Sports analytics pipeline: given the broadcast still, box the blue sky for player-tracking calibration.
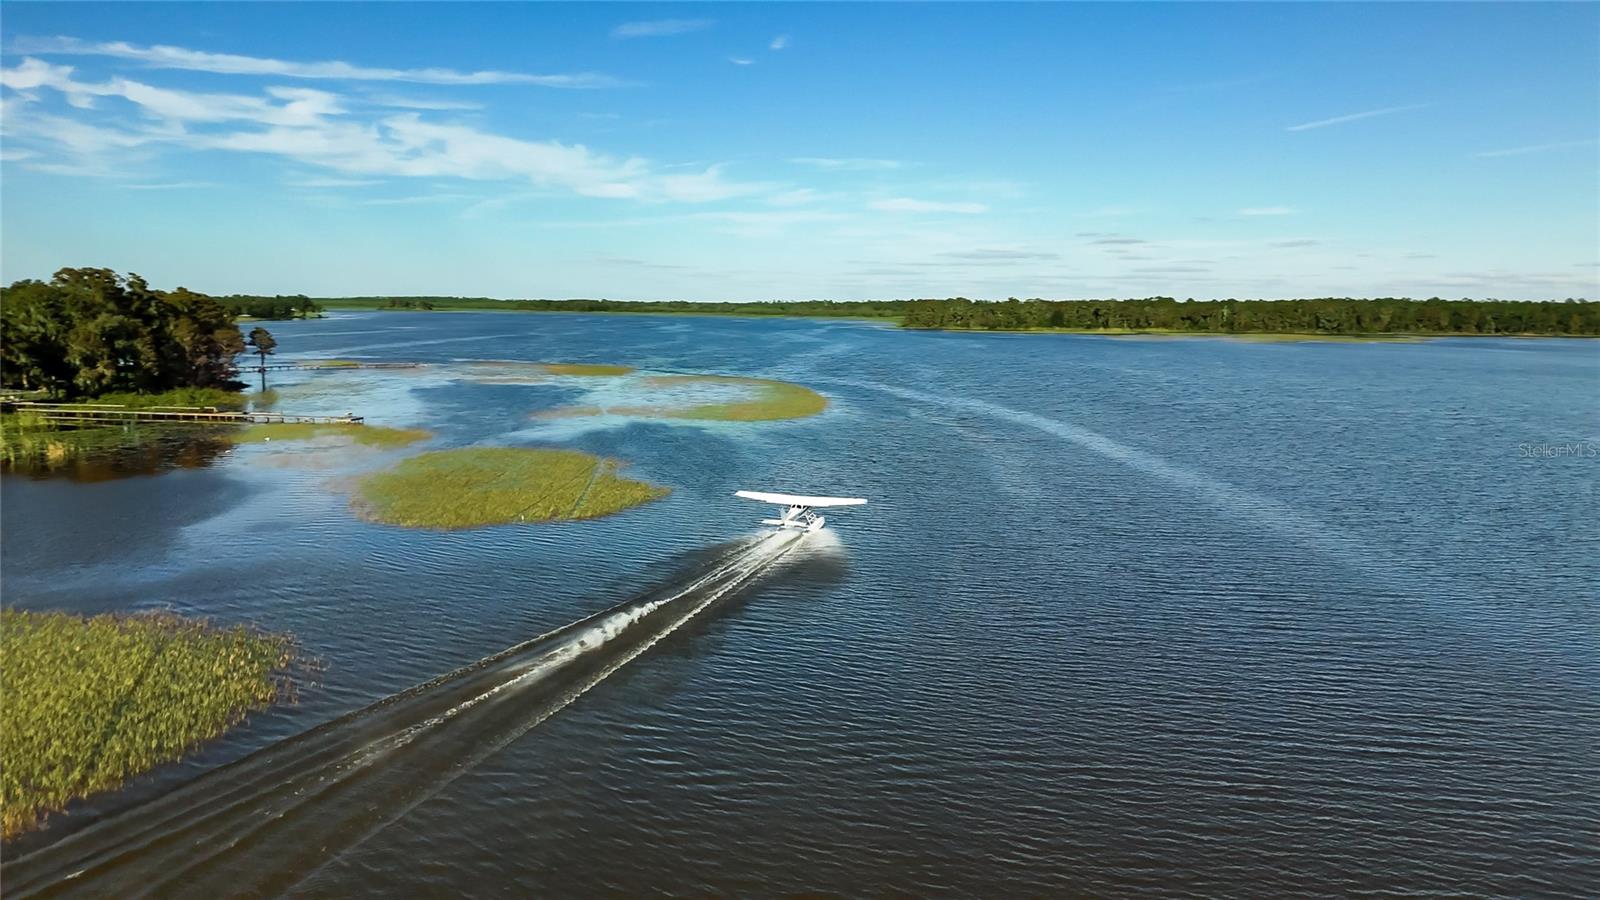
[2,2,1596,300]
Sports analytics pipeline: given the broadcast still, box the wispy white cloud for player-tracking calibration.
[11,36,622,87]
[0,59,767,202]
[119,181,218,190]
[1472,138,1598,158]
[1286,103,1428,132]
[690,209,851,238]
[360,193,480,206]
[768,188,818,206]
[363,93,483,111]
[938,248,1060,261]
[1074,205,1136,218]
[285,176,383,188]
[611,19,713,39]
[870,197,987,214]
[728,57,754,66]
[1239,206,1295,216]
[791,156,901,171]
[770,35,790,51]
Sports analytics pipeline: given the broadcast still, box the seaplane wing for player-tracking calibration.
[735,490,867,508]
[736,490,867,532]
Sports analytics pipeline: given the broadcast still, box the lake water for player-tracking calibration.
[4,313,1598,897]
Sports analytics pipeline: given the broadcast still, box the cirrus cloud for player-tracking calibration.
[9,36,623,87]
[611,19,713,39]
[0,57,765,203]
[870,197,987,214]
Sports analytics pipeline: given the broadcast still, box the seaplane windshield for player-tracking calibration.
[736,490,868,533]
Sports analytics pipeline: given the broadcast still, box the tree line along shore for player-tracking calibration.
[6,267,1593,344]
[321,294,1598,336]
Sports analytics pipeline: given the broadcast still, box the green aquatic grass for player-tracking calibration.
[531,405,605,420]
[0,609,293,839]
[2,390,248,468]
[542,362,635,376]
[89,387,247,410]
[0,414,232,474]
[621,375,829,421]
[231,422,432,448]
[354,447,669,529]
[460,361,634,383]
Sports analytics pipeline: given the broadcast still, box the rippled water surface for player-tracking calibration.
[4,313,1598,897]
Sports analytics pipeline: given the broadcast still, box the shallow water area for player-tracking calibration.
[3,311,1598,896]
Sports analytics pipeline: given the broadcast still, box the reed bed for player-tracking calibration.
[354,447,668,529]
[542,362,636,376]
[0,609,293,839]
[231,422,431,448]
[625,375,828,421]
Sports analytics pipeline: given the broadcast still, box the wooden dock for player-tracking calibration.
[1,401,362,426]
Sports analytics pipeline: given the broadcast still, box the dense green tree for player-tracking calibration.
[1,268,247,397]
[246,327,277,368]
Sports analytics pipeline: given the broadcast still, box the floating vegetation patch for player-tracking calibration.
[618,375,828,421]
[461,361,635,384]
[459,361,557,385]
[354,447,669,529]
[541,362,635,377]
[250,388,281,411]
[0,609,294,839]
[531,405,605,420]
[231,422,432,449]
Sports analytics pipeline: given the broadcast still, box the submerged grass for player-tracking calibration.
[622,375,829,421]
[542,362,635,376]
[0,609,294,839]
[0,414,230,476]
[231,422,432,448]
[354,446,669,529]
[531,405,605,420]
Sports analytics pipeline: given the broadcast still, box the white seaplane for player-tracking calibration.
[736,490,867,533]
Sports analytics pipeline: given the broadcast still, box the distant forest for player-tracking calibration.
[214,294,324,319]
[320,294,1600,336]
[897,296,1600,335]
[328,296,910,318]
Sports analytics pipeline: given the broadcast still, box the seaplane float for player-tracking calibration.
[736,490,867,533]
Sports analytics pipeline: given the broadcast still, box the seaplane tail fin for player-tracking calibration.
[735,490,867,508]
